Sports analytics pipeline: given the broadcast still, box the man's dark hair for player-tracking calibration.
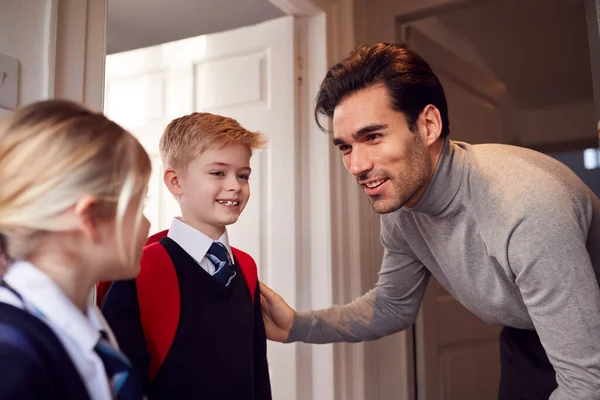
[314,43,450,136]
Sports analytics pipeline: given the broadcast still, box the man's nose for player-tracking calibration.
[347,147,373,177]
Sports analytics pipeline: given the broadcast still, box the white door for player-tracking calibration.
[405,27,507,400]
[104,15,299,399]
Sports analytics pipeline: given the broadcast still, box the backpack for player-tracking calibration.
[95,229,258,380]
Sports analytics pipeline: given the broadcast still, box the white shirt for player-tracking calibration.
[167,218,234,275]
[0,261,119,400]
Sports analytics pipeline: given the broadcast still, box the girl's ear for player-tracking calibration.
[74,195,100,242]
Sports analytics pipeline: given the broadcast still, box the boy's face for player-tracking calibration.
[174,143,252,239]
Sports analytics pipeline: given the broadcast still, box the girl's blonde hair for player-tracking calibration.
[0,99,152,265]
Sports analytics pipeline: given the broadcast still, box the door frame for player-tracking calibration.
[272,1,416,399]
[585,0,600,144]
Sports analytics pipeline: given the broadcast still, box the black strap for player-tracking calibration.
[0,279,25,304]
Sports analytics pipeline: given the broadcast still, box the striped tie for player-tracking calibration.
[94,333,143,399]
[206,242,236,286]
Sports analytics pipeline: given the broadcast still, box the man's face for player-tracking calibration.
[332,85,431,214]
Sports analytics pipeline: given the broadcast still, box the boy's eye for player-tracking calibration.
[238,174,250,180]
[210,171,225,177]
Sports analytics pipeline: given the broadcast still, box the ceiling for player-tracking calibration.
[106,0,285,54]
[427,0,593,109]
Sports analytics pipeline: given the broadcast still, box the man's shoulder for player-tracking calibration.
[467,142,590,206]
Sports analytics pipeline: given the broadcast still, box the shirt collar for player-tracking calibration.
[3,260,108,351]
[167,218,234,263]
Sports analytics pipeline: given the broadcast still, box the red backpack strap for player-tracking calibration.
[231,247,258,304]
[136,239,180,381]
[145,229,168,245]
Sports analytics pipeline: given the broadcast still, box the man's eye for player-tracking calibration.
[338,145,351,152]
[366,133,380,141]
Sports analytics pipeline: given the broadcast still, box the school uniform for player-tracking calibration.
[101,218,272,400]
[0,261,142,400]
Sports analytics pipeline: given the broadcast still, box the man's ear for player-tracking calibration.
[163,168,183,197]
[418,105,443,146]
[74,195,100,242]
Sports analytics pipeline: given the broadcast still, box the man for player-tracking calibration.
[260,43,600,399]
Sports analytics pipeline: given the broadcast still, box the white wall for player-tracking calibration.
[0,1,51,112]
[0,0,107,114]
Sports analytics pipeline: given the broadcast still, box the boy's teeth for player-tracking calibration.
[219,200,239,206]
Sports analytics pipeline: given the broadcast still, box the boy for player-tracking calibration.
[100,112,272,399]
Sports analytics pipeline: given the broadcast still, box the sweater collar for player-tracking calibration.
[407,138,466,215]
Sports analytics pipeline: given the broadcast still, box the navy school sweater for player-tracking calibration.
[0,303,90,400]
[101,237,272,400]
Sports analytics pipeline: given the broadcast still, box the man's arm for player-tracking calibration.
[101,280,151,393]
[262,215,430,344]
[509,198,600,399]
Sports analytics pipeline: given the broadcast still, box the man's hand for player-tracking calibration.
[259,282,295,342]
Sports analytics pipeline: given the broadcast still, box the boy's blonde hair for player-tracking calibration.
[0,100,152,264]
[159,112,268,170]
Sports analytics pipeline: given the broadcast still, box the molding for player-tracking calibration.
[585,0,600,125]
[53,0,107,109]
[83,0,108,110]
[269,0,323,16]
[42,0,58,99]
[287,0,416,399]
[295,14,335,400]
[282,1,377,399]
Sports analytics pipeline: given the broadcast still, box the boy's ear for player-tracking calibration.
[163,168,183,196]
[74,195,100,242]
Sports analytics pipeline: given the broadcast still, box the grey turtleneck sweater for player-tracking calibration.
[288,139,600,399]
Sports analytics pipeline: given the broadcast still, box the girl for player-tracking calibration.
[0,100,152,399]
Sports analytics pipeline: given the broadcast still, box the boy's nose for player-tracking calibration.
[226,176,242,191]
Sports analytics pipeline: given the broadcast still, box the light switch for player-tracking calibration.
[0,52,18,110]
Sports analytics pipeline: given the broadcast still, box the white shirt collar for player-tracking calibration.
[2,260,111,351]
[167,218,234,264]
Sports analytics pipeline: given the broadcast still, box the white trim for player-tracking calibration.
[294,14,336,400]
[83,0,108,110]
[42,0,58,99]
[269,0,322,16]
[585,0,600,124]
[53,0,106,109]
[280,0,419,399]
